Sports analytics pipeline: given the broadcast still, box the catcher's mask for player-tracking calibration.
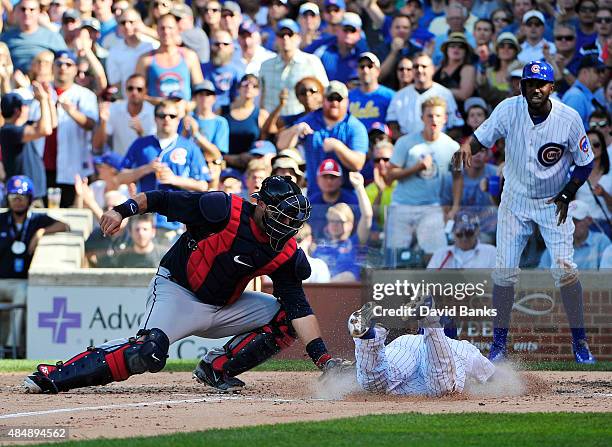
[252,175,311,251]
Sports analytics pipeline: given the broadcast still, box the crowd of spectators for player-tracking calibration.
[0,0,611,285]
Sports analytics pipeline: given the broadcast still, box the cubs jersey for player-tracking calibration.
[474,96,593,200]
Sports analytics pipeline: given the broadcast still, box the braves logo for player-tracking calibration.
[169,147,188,165]
[579,135,590,154]
[537,143,564,167]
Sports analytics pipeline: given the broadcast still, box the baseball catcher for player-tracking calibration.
[24,176,348,393]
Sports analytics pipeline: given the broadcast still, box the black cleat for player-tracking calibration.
[23,370,59,394]
[193,359,245,393]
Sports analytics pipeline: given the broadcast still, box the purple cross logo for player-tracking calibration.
[38,297,81,344]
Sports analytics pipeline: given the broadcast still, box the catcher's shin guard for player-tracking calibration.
[211,310,296,377]
[25,328,169,393]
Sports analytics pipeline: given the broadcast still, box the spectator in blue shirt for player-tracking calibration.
[314,12,367,83]
[277,81,368,197]
[116,100,210,231]
[575,0,599,51]
[348,52,395,130]
[181,80,229,162]
[562,54,607,129]
[538,200,611,269]
[201,30,243,111]
[1,0,67,73]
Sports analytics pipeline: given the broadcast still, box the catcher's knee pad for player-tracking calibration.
[34,328,169,392]
[211,309,296,377]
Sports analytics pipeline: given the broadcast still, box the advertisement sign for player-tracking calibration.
[27,285,229,360]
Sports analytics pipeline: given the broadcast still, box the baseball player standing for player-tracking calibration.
[457,61,596,364]
[23,176,349,394]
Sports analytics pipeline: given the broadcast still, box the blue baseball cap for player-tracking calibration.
[55,50,78,64]
[94,151,123,171]
[277,19,300,34]
[220,168,243,181]
[7,175,35,197]
[249,140,277,156]
[325,0,345,9]
[368,121,391,136]
[1,92,31,118]
[239,19,259,35]
[521,61,554,83]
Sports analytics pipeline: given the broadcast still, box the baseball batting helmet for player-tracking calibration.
[253,176,311,251]
[521,60,555,83]
[6,175,35,198]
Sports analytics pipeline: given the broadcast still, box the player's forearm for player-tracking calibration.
[291,314,322,346]
[451,171,463,210]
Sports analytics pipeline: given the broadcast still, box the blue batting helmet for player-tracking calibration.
[6,175,35,197]
[521,61,555,83]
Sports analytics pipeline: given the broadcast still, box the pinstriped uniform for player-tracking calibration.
[353,327,495,396]
[473,96,594,286]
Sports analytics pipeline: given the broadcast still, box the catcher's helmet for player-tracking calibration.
[6,175,35,198]
[252,176,311,251]
[521,60,554,83]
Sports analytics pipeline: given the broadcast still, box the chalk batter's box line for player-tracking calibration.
[0,395,304,420]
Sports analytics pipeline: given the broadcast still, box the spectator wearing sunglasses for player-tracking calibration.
[427,211,496,269]
[277,81,368,198]
[116,99,210,234]
[93,73,156,157]
[588,110,611,150]
[105,9,158,96]
[260,19,328,119]
[314,13,368,84]
[1,0,67,73]
[575,0,599,51]
[364,140,396,237]
[550,22,580,96]
[594,7,612,61]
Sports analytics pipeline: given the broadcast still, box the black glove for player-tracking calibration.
[318,358,355,381]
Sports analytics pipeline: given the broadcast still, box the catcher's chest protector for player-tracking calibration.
[186,194,297,306]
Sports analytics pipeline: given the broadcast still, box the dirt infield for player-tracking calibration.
[0,370,611,443]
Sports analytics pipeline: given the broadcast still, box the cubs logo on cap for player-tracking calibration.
[522,61,554,83]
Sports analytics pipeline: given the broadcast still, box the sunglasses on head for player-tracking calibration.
[298,87,318,96]
[374,157,390,163]
[454,229,475,238]
[156,112,178,119]
[589,120,608,128]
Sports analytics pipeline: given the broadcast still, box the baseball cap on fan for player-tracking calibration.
[452,211,480,232]
[359,52,381,68]
[522,10,545,24]
[299,2,320,15]
[318,158,342,176]
[324,81,349,99]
